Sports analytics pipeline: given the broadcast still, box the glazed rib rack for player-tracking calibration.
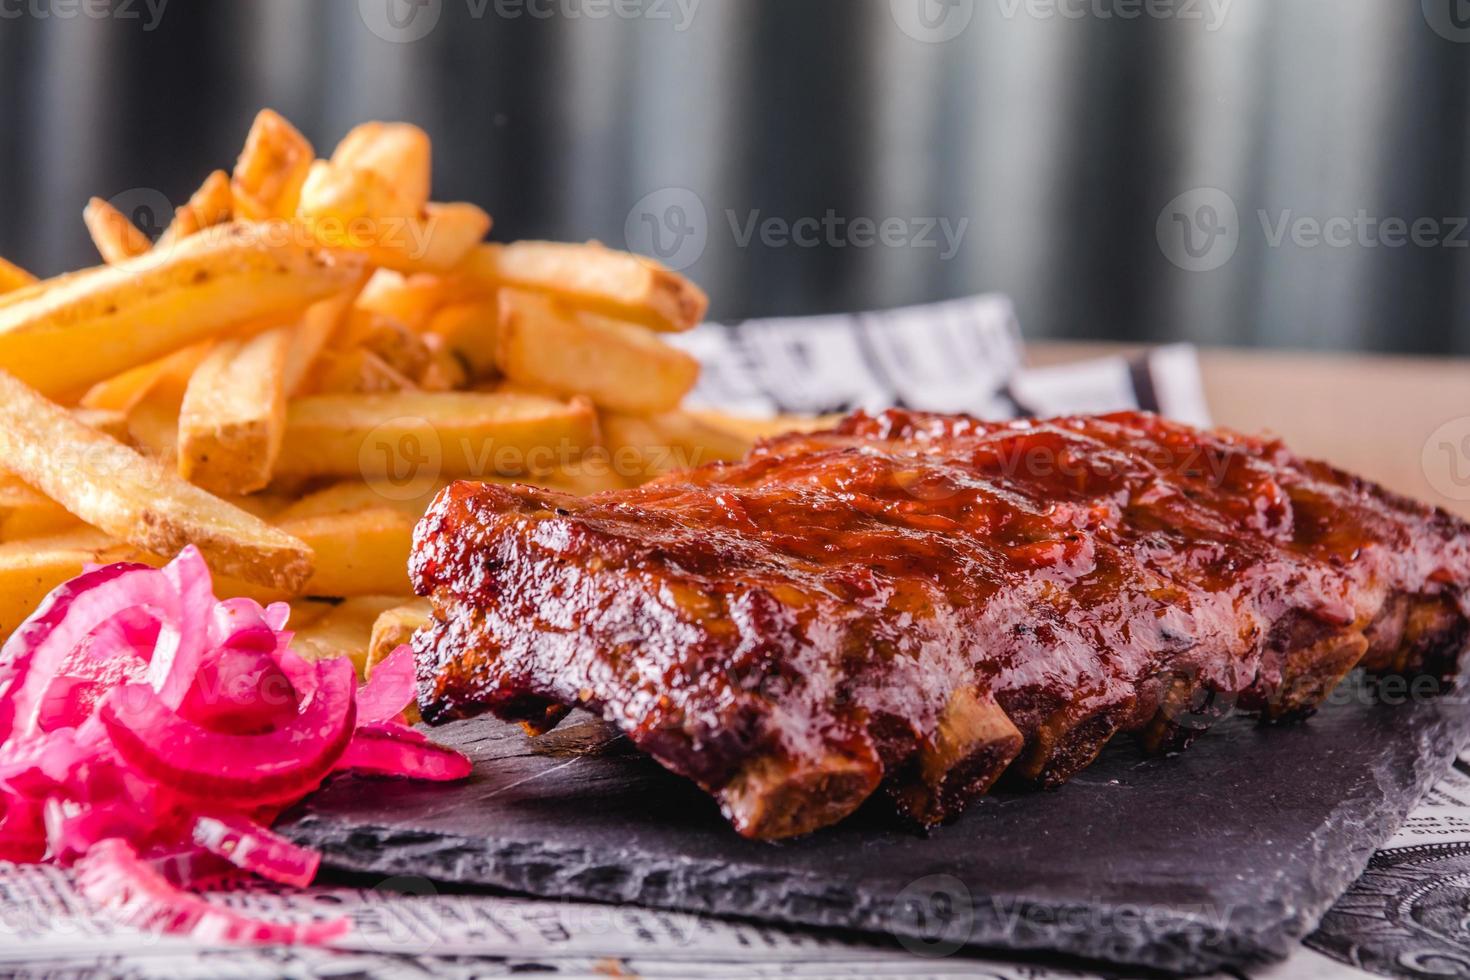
[410,411,1470,838]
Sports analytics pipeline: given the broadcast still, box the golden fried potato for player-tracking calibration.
[0,222,365,396]
[232,109,315,221]
[462,240,706,332]
[276,390,598,479]
[0,256,36,296]
[496,289,699,414]
[0,370,313,591]
[156,170,234,249]
[330,122,432,215]
[177,325,294,494]
[600,410,753,481]
[83,197,152,264]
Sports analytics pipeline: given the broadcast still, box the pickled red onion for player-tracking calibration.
[77,839,349,946]
[100,659,357,805]
[339,722,473,781]
[0,546,469,946]
[189,812,321,888]
[0,563,177,741]
[355,645,416,726]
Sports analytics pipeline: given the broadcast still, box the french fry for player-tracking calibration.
[684,409,838,442]
[601,410,753,481]
[0,408,136,539]
[156,170,234,249]
[0,256,36,296]
[356,269,453,331]
[118,340,222,460]
[299,151,491,275]
[461,241,707,332]
[0,221,365,396]
[330,122,432,215]
[275,479,446,522]
[0,405,163,543]
[299,158,416,225]
[232,109,315,221]
[68,408,131,441]
[311,201,491,275]
[220,492,290,520]
[122,350,205,461]
[282,285,364,396]
[80,342,215,413]
[177,325,293,493]
[275,391,598,478]
[0,475,80,540]
[386,202,490,274]
[277,508,416,598]
[293,595,411,673]
[0,370,314,591]
[367,598,431,671]
[0,530,138,635]
[496,289,699,414]
[0,268,96,314]
[0,529,292,613]
[425,298,498,380]
[337,310,431,378]
[83,197,152,264]
[126,395,182,461]
[417,337,469,391]
[287,598,337,630]
[308,348,419,395]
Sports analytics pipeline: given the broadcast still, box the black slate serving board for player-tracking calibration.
[281,676,1470,975]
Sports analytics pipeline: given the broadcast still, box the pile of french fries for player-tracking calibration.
[0,109,801,680]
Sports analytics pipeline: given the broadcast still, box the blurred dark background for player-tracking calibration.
[2,0,1469,353]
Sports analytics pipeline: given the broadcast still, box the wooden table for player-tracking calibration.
[1032,344,1470,520]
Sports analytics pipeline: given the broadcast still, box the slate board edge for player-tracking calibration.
[286,700,1470,975]
[1261,702,1470,954]
[289,811,1258,973]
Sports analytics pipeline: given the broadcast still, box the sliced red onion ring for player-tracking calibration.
[0,795,45,862]
[189,812,320,888]
[179,648,300,735]
[264,603,290,631]
[0,724,107,796]
[36,676,105,733]
[148,548,216,709]
[100,658,357,805]
[272,647,318,703]
[355,645,417,726]
[142,844,243,891]
[0,563,159,741]
[339,723,472,782]
[77,839,349,945]
[44,798,152,865]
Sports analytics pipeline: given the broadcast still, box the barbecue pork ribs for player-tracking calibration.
[410,411,1470,839]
